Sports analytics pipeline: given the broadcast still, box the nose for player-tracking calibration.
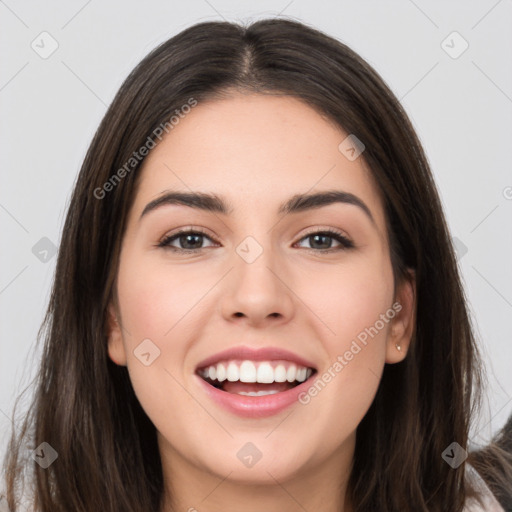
[219,241,295,328]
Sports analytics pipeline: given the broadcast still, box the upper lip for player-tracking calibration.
[195,345,317,371]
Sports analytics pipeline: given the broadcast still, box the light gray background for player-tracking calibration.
[1,0,511,463]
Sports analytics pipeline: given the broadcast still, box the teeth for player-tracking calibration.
[296,367,307,382]
[274,364,287,382]
[256,362,274,383]
[286,365,296,382]
[216,363,227,382]
[239,360,257,382]
[237,390,280,396]
[226,362,239,382]
[199,360,314,384]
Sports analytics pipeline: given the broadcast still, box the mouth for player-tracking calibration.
[197,359,316,396]
[194,346,318,418]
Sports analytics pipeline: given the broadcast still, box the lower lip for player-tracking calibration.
[196,374,314,418]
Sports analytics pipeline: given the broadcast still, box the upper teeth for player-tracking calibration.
[198,360,313,384]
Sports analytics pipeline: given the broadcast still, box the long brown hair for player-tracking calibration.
[2,18,510,511]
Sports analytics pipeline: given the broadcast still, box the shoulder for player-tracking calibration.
[463,463,505,512]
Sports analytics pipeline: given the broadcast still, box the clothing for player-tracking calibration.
[463,463,506,511]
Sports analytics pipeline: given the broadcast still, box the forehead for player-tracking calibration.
[131,93,386,232]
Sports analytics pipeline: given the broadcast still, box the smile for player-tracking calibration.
[195,346,318,417]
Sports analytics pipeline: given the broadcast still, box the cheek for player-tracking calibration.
[114,255,207,435]
[298,253,393,418]
[116,253,209,342]
[303,251,394,348]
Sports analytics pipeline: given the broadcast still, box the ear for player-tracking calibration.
[385,269,416,364]
[106,302,127,366]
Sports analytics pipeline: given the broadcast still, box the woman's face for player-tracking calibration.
[107,93,414,495]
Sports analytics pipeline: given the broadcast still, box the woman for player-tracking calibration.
[2,18,511,511]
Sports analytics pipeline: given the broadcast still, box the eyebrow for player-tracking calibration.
[139,189,375,225]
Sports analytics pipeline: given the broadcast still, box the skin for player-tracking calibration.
[107,93,415,512]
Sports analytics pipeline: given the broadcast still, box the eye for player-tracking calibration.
[294,229,354,253]
[158,229,218,253]
[157,228,354,254]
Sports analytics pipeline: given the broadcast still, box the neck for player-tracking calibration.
[158,433,355,512]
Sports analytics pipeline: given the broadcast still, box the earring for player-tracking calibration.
[395,343,402,352]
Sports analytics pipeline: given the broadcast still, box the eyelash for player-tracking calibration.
[157,227,354,254]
